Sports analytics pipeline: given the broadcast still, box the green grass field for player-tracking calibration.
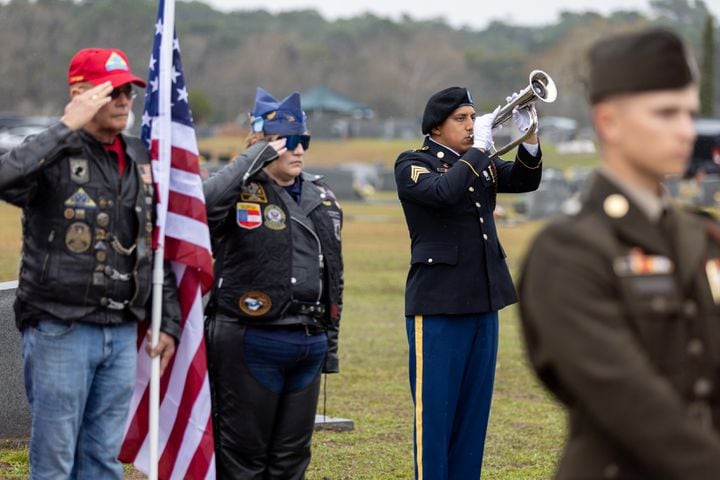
[0,196,566,479]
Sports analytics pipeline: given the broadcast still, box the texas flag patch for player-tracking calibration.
[236,202,262,230]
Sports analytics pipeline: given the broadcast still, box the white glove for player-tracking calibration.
[506,92,537,134]
[473,105,501,151]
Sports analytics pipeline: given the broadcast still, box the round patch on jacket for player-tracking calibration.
[65,222,92,253]
[238,291,272,316]
[264,204,287,230]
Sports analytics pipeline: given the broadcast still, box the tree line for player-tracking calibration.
[0,0,717,126]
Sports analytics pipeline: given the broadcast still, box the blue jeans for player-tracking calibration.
[22,319,137,480]
[243,327,328,394]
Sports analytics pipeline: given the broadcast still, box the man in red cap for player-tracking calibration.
[0,48,180,479]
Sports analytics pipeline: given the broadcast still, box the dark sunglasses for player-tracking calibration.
[283,134,311,151]
[110,85,137,100]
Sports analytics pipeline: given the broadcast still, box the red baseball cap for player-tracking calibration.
[68,48,146,88]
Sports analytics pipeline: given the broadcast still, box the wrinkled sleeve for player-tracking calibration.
[158,261,182,342]
[0,122,74,206]
[203,141,278,236]
[494,142,542,194]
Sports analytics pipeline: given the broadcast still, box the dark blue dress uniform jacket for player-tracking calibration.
[395,137,542,316]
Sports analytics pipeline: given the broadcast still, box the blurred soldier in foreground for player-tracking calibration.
[519,28,720,478]
[0,48,180,478]
[395,86,542,478]
[204,87,343,479]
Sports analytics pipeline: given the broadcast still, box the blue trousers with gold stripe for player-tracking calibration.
[406,313,499,480]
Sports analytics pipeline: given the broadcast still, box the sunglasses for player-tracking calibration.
[110,85,137,100]
[283,134,311,151]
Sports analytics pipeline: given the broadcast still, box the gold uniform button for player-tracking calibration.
[650,296,668,313]
[480,218,484,224]
[475,202,481,208]
[694,378,713,397]
[683,300,698,317]
[687,339,704,357]
[468,186,475,192]
[603,194,629,219]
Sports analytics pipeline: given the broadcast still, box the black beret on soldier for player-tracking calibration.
[421,87,474,135]
[588,27,697,104]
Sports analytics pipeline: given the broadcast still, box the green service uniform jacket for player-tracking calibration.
[519,172,720,479]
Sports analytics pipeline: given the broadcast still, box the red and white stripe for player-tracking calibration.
[120,115,215,478]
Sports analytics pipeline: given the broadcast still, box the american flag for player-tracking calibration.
[119,0,215,478]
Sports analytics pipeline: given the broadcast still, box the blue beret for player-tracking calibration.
[251,87,306,136]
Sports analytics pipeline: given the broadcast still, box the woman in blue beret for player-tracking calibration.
[203,87,344,479]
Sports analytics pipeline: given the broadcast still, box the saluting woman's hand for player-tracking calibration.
[269,138,287,158]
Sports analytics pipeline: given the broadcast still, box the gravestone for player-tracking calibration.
[521,168,573,219]
[0,281,31,439]
[304,167,359,200]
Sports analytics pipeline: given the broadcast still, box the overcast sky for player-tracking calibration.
[200,0,720,28]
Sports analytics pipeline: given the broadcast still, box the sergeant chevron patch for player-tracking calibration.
[410,165,430,183]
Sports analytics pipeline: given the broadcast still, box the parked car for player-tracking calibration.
[0,125,48,154]
[0,116,56,154]
[685,117,720,178]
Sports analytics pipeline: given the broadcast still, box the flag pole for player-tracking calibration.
[150,0,176,478]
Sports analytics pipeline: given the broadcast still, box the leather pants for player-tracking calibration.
[206,318,322,480]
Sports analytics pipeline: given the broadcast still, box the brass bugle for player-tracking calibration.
[490,69,557,158]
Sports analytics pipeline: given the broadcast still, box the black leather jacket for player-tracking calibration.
[0,121,181,339]
[203,142,344,372]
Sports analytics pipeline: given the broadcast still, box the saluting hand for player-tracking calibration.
[61,81,114,131]
[269,138,287,158]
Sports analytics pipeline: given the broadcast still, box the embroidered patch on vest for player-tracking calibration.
[64,188,97,209]
[332,218,341,241]
[65,222,92,253]
[236,202,262,230]
[69,158,89,184]
[263,204,287,230]
[240,182,268,203]
[138,164,153,184]
[238,291,272,316]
